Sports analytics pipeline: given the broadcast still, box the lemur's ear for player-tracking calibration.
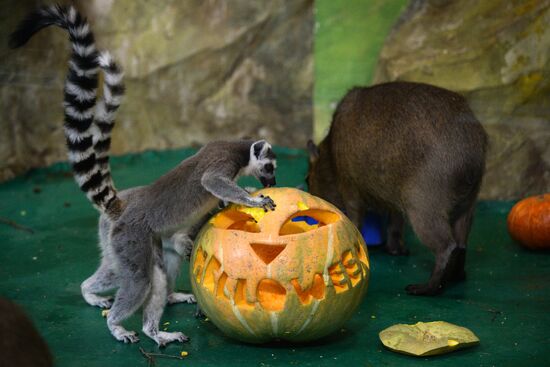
[252,140,266,159]
[307,139,319,161]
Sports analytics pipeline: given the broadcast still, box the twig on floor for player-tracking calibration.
[139,347,185,366]
[139,347,156,367]
[0,216,34,234]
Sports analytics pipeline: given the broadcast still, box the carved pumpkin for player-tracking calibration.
[190,187,370,343]
[507,193,550,250]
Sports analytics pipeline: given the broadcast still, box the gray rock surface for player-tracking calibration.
[0,0,313,181]
[374,0,550,199]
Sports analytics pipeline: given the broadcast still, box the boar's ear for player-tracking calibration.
[307,139,319,162]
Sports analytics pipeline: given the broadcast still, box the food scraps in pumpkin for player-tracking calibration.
[379,321,480,356]
[238,206,267,223]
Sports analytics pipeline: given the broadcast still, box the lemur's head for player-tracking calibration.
[245,140,277,187]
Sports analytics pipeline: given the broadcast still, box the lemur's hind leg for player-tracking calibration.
[81,258,118,309]
[163,232,196,305]
[81,216,118,308]
[142,245,189,347]
[106,225,153,343]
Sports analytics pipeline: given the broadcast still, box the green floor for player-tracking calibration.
[1,148,549,367]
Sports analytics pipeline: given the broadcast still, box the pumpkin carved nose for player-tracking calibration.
[250,242,286,265]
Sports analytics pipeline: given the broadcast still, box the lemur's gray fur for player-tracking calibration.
[83,140,277,346]
[10,4,278,346]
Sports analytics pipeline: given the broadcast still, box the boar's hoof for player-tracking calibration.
[448,270,466,282]
[384,245,410,256]
[405,282,443,296]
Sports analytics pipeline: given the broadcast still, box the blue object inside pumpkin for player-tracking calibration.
[291,215,319,225]
[290,212,384,246]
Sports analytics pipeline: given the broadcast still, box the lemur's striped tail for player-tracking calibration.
[10,5,124,219]
[94,52,125,196]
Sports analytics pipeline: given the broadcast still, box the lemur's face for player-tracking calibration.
[247,140,277,187]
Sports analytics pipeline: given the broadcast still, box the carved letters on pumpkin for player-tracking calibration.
[194,251,256,308]
[194,247,208,284]
[327,246,369,294]
[291,274,325,305]
[194,241,370,310]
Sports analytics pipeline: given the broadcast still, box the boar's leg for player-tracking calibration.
[341,188,365,229]
[385,211,409,256]
[448,203,476,282]
[404,207,459,296]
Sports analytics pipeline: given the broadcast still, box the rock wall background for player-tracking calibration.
[0,0,313,181]
[374,0,550,199]
[313,0,408,141]
[2,0,548,200]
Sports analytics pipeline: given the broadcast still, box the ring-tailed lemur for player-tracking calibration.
[10,4,278,347]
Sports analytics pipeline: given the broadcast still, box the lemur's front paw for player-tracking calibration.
[253,194,276,211]
[171,232,194,261]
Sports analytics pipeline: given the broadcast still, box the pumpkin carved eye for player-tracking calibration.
[211,209,260,233]
[279,209,341,235]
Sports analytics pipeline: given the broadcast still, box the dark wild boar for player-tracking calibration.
[307,81,488,295]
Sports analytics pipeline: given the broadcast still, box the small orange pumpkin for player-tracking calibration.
[507,193,550,250]
[190,187,370,343]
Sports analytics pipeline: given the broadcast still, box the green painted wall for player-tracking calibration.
[314,0,408,141]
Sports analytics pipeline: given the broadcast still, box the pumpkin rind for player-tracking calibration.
[379,321,480,356]
[190,187,370,343]
[507,194,550,250]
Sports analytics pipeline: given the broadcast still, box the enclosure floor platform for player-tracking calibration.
[1,148,549,367]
